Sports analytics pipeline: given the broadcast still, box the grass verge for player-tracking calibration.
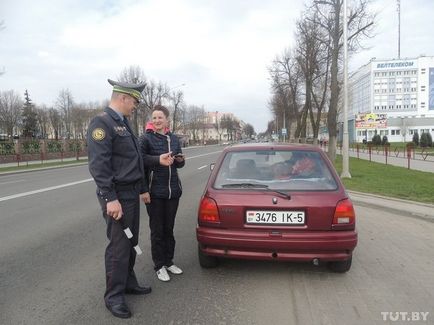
[334,155,434,204]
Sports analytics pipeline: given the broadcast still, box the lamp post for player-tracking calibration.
[341,0,351,178]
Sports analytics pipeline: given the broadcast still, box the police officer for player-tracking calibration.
[87,79,174,319]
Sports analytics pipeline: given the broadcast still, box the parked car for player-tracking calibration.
[196,143,357,272]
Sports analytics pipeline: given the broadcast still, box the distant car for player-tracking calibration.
[196,143,357,272]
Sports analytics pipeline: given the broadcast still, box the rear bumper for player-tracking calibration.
[196,226,357,262]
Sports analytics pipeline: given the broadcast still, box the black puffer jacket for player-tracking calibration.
[138,124,185,199]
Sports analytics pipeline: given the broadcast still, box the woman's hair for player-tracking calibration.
[152,105,170,118]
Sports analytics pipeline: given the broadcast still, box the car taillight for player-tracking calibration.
[332,199,355,230]
[198,197,220,224]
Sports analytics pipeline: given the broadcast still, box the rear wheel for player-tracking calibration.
[198,245,219,268]
[328,256,352,273]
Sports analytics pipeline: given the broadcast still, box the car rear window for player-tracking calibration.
[213,150,338,191]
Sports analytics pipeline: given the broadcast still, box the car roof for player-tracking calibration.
[224,142,322,152]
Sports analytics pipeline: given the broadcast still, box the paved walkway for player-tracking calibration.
[346,148,434,173]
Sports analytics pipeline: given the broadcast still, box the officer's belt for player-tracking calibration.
[114,181,141,191]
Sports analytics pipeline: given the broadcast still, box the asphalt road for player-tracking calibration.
[0,145,433,325]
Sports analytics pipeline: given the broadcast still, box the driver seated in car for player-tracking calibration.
[291,157,316,177]
[272,162,293,180]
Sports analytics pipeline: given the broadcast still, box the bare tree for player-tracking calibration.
[55,89,74,139]
[269,50,302,140]
[35,105,50,139]
[48,108,62,140]
[185,105,206,143]
[296,10,332,143]
[311,0,375,160]
[118,65,147,135]
[214,112,224,144]
[0,90,23,137]
[243,123,255,139]
[169,90,184,133]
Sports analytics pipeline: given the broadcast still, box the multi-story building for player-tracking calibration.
[347,56,434,143]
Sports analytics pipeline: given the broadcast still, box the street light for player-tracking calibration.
[341,0,351,178]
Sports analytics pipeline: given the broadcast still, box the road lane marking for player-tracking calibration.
[0,178,93,202]
[0,179,26,185]
[185,150,222,160]
[0,150,223,202]
[198,165,208,170]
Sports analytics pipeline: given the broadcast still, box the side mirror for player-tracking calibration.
[210,163,215,171]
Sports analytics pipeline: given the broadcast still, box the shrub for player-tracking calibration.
[372,134,382,145]
[420,133,433,147]
[0,142,15,155]
[412,132,419,146]
[381,135,388,145]
[22,140,40,154]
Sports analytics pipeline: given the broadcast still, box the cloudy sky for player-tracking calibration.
[1,0,434,132]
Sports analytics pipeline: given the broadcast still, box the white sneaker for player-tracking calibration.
[156,267,170,282]
[166,264,183,275]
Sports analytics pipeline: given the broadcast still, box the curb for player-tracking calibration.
[348,190,434,223]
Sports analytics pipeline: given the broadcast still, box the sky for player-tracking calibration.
[1,0,434,133]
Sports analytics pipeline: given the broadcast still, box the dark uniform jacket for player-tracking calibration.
[139,123,185,200]
[87,107,159,202]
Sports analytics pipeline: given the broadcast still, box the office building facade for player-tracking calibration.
[347,56,434,143]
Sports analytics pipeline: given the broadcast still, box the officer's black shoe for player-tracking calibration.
[106,303,131,319]
[125,285,152,295]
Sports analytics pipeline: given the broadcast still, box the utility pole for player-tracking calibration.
[397,0,401,59]
[341,0,351,178]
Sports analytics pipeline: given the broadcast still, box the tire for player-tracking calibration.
[198,245,219,268]
[328,256,352,273]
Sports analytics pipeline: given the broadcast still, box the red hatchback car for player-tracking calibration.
[196,143,357,272]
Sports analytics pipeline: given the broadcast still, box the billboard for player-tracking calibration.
[355,113,387,129]
[430,68,434,110]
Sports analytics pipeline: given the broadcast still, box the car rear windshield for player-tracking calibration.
[213,150,338,191]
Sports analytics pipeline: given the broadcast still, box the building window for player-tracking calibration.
[391,129,401,136]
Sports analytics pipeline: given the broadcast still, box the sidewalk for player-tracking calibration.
[349,190,434,223]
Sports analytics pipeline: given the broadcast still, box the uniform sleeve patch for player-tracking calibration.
[92,128,106,141]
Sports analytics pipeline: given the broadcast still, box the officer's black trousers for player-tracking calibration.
[146,198,179,271]
[98,193,140,306]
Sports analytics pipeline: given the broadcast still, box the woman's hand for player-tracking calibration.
[140,192,151,204]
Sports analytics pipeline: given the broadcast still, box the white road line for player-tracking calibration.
[185,150,221,160]
[198,165,208,170]
[0,150,223,202]
[0,179,26,185]
[0,178,93,202]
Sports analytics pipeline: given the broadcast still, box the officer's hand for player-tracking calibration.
[107,200,123,220]
[140,192,151,204]
[159,152,174,166]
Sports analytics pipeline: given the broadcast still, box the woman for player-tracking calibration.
[139,105,185,282]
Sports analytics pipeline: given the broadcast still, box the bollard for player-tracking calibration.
[385,145,388,165]
[407,146,411,169]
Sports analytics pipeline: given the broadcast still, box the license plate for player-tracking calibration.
[246,210,305,225]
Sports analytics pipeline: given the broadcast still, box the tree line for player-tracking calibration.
[0,65,256,142]
[267,0,375,160]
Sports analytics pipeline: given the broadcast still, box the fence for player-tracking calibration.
[0,139,87,166]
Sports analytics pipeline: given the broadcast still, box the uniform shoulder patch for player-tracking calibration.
[92,128,106,141]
